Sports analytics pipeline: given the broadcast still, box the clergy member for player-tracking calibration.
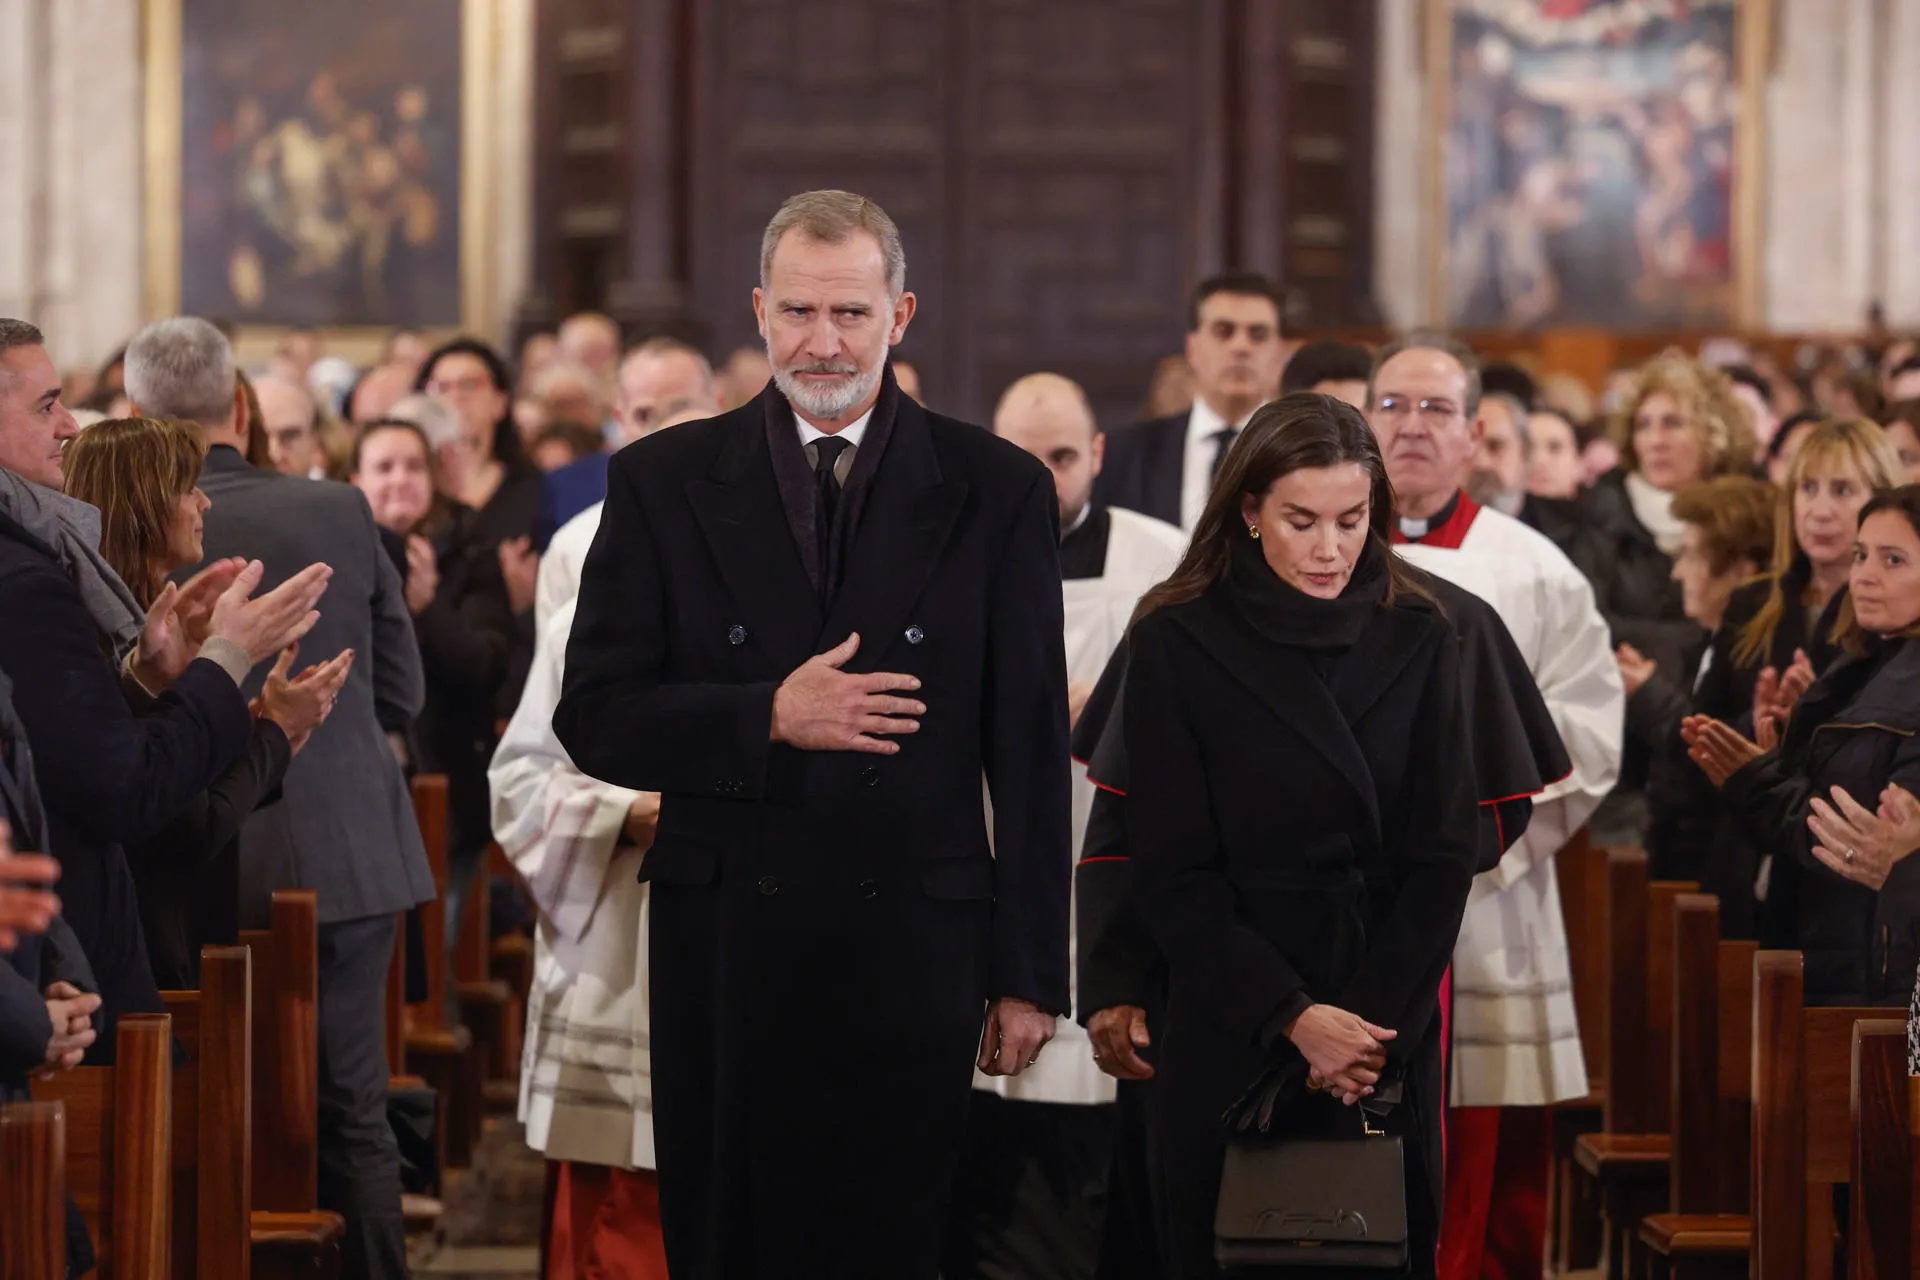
[1369,333,1624,1280]
[941,373,1184,1279]
[489,389,718,1277]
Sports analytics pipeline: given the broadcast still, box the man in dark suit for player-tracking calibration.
[555,189,1072,1280]
[1093,271,1288,530]
[535,337,719,547]
[126,317,435,1280]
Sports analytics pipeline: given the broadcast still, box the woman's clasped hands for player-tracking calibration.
[1284,1003,1397,1107]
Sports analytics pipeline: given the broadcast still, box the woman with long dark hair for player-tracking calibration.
[1124,393,1478,1276]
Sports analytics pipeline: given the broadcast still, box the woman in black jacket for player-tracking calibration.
[1687,485,1920,1005]
[63,417,349,987]
[1123,394,1479,1277]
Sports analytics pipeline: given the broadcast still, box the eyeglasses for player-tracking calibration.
[1374,395,1463,424]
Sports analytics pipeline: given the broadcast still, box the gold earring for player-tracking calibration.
[1247,524,1261,540]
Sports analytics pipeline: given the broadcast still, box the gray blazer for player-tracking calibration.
[192,445,434,925]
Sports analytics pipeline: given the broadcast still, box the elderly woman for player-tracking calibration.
[63,417,349,986]
[1686,486,1920,1004]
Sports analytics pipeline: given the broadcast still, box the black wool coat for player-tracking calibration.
[553,377,1071,1280]
[1724,634,1920,1004]
[1121,583,1479,1278]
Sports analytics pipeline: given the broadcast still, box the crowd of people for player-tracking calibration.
[3,185,1920,1280]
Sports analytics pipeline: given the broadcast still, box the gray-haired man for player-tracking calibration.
[126,317,435,1280]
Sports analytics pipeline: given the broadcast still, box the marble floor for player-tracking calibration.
[409,1117,545,1279]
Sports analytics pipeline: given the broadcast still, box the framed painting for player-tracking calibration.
[143,0,510,338]
[1426,0,1771,330]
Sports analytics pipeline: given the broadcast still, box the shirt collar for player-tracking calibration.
[795,406,874,450]
[1186,396,1252,444]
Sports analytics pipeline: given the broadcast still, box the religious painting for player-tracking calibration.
[145,0,475,328]
[1432,0,1767,330]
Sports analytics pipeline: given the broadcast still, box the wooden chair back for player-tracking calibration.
[1555,827,1608,1092]
[160,945,254,1280]
[1603,848,1651,1133]
[411,773,451,1031]
[0,1099,67,1280]
[1641,879,1698,1134]
[1846,1019,1910,1280]
[240,889,320,1213]
[1749,950,1882,1280]
[1666,893,1761,1215]
[29,1012,173,1280]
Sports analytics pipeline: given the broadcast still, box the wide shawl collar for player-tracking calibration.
[682,373,969,673]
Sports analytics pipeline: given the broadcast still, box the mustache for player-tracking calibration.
[789,361,859,376]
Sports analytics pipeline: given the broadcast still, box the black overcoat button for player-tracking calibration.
[904,624,925,645]
[860,766,880,787]
[727,625,748,646]
[859,879,880,899]
[757,875,779,896]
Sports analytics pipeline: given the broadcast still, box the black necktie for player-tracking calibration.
[812,436,852,600]
[1210,426,1239,480]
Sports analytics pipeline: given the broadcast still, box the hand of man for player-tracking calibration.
[1087,1004,1154,1080]
[0,821,59,952]
[39,981,99,1076]
[624,792,662,850]
[769,633,923,754]
[976,996,1056,1077]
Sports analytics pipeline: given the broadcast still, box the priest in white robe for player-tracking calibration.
[488,400,715,1279]
[941,373,1184,1280]
[1370,335,1624,1280]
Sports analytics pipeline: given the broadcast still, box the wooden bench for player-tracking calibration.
[161,945,257,1280]
[406,773,482,1171]
[27,1012,174,1280]
[1571,854,1698,1278]
[0,1098,68,1280]
[454,841,521,1110]
[1845,1019,1911,1280]
[1632,894,1757,1279]
[1550,827,1611,1271]
[240,890,347,1277]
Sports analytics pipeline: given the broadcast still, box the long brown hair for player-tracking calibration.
[1732,418,1903,667]
[62,416,206,608]
[1133,392,1432,622]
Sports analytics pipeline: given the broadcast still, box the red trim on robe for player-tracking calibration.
[1075,856,1129,866]
[1391,491,1482,550]
[1087,776,1127,797]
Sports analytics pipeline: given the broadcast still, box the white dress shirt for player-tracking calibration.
[1180,399,1250,531]
[795,406,873,486]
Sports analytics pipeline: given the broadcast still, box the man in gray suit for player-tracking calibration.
[125,317,434,1280]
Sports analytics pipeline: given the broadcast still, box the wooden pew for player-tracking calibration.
[240,890,347,1276]
[454,841,520,1106]
[1846,1020,1910,1280]
[1633,894,1757,1278]
[160,946,255,1280]
[0,1099,67,1280]
[28,1012,174,1280]
[1572,855,1698,1278]
[1550,828,1611,1270]
[406,773,482,1170]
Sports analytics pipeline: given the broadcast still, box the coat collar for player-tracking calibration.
[201,443,253,476]
[685,378,967,671]
[1811,635,1920,733]
[1165,583,1440,840]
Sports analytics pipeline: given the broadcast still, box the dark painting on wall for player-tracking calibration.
[1441,0,1749,331]
[179,0,462,326]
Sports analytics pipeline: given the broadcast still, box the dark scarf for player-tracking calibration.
[1222,534,1388,651]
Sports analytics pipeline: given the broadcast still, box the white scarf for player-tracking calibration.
[1625,469,1688,557]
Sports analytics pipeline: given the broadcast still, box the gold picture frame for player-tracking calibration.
[141,0,510,357]
[1423,0,1772,331]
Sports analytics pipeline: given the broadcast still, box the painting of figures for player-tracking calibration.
[1441,0,1749,330]
[177,1,463,326]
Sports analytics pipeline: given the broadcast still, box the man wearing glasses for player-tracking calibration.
[1370,332,1624,1280]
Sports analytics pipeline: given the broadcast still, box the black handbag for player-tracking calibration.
[1213,1062,1410,1271]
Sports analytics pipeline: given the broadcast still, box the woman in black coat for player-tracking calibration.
[63,417,349,987]
[1123,394,1479,1277]
[1687,486,1920,1005]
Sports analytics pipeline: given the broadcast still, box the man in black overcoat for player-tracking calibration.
[554,190,1072,1280]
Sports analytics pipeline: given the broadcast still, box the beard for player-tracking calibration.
[769,345,886,421]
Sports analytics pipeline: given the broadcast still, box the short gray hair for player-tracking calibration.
[760,190,906,297]
[1368,329,1483,418]
[124,317,237,426]
[1482,389,1532,454]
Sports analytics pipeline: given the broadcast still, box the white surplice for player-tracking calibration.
[974,506,1187,1106]
[1397,502,1624,1108]
[490,502,657,1168]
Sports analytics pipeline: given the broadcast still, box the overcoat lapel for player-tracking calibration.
[685,415,823,672]
[821,400,968,666]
